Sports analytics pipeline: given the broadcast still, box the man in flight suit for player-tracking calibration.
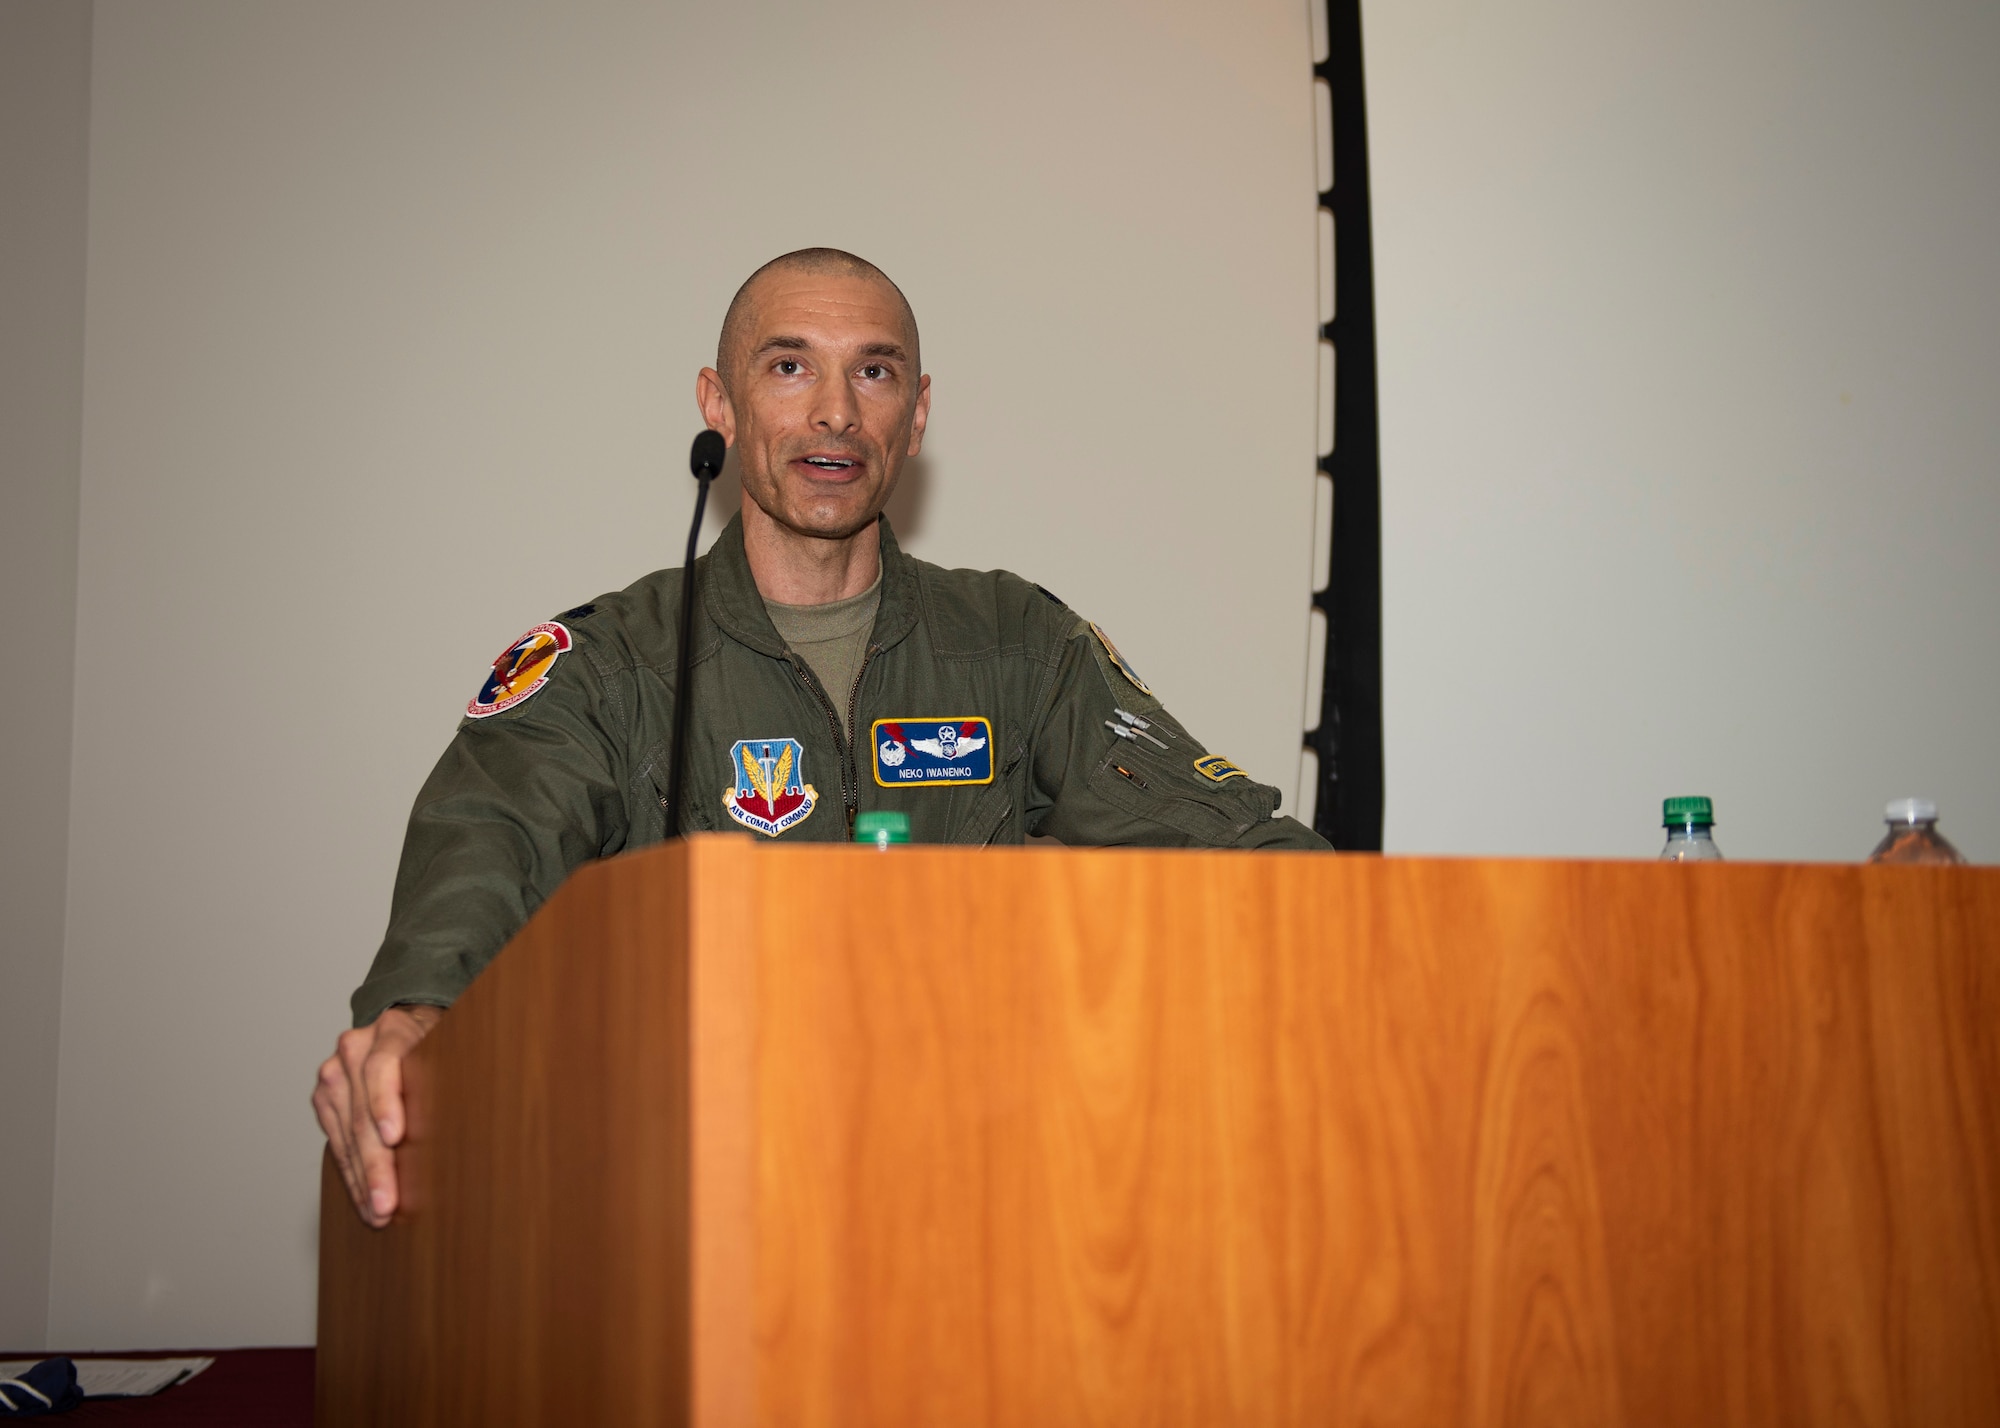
[314,247,1329,1226]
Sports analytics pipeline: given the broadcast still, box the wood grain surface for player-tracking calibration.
[317,841,2000,1427]
[318,845,694,1427]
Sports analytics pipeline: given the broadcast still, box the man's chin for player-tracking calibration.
[757,494,883,543]
[789,510,881,542]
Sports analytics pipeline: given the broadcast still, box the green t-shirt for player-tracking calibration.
[763,574,883,736]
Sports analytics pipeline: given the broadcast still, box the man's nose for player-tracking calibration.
[810,373,859,434]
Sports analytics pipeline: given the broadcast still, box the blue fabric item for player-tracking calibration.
[0,1359,81,1417]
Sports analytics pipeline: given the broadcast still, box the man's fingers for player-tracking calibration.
[351,1104,398,1225]
[344,1066,396,1223]
[332,1026,398,1227]
[364,1042,407,1148]
[313,1057,374,1221]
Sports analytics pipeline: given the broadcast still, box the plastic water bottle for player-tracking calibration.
[854,810,911,849]
[1660,796,1723,861]
[1867,798,1965,865]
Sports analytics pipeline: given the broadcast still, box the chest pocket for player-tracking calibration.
[941,724,1033,845]
[946,775,1015,845]
[638,739,720,839]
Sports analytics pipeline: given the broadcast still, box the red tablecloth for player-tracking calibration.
[4,1349,310,1425]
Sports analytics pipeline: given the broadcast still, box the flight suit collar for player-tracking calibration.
[700,510,920,658]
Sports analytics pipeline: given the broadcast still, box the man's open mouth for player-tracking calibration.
[799,455,859,472]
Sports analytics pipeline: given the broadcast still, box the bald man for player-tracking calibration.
[314,249,1328,1227]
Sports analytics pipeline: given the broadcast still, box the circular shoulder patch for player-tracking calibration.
[1089,621,1153,697]
[467,621,572,719]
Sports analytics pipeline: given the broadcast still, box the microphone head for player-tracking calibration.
[690,429,727,481]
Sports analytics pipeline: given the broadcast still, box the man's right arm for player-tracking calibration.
[350,633,631,1026]
[319,619,632,1224]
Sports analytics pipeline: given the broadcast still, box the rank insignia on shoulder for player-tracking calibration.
[1089,622,1153,697]
[723,737,818,836]
[872,717,994,787]
[1193,754,1249,783]
[467,622,572,719]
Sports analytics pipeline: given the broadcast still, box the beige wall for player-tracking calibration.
[48,0,1318,1347]
[1367,0,2000,859]
[0,0,92,1352]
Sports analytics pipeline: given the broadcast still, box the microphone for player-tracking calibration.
[664,430,727,836]
[690,428,726,481]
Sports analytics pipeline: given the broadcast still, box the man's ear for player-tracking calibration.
[906,373,932,457]
[696,368,736,442]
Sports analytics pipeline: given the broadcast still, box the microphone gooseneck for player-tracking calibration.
[664,429,728,837]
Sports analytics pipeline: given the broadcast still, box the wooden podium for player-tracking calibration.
[318,838,2000,1426]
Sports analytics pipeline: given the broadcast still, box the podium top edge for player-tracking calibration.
[653,833,1989,875]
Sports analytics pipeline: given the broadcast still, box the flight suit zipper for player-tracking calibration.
[789,644,881,839]
[842,645,881,837]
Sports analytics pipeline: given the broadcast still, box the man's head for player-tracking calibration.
[697,249,930,544]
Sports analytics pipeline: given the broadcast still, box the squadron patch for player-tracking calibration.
[1089,622,1153,697]
[1193,754,1249,783]
[872,718,995,787]
[723,737,819,837]
[467,622,572,719]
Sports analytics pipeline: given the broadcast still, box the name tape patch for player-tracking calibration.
[1193,754,1248,783]
[872,718,995,787]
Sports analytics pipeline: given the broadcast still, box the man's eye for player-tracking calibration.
[775,359,800,376]
[861,364,885,380]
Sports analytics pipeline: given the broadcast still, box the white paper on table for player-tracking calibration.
[0,1356,213,1397]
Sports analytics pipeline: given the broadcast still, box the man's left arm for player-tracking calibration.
[1024,614,1330,851]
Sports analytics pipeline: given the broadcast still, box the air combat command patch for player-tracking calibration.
[724,737,819,836]
[467,621,572,719]
[872,718,994,787]
[1193,753,1249,783]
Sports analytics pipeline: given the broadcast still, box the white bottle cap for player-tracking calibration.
[1885,797,1938,823]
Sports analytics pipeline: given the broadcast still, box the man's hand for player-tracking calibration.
[312,1004,444,1228]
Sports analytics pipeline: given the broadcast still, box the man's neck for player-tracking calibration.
[741,499,883,606]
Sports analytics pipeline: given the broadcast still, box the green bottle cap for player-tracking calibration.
[1662,795,1715,827]
[854,810,911,848]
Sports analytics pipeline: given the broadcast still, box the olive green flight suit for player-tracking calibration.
[351,513,1327,1025]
